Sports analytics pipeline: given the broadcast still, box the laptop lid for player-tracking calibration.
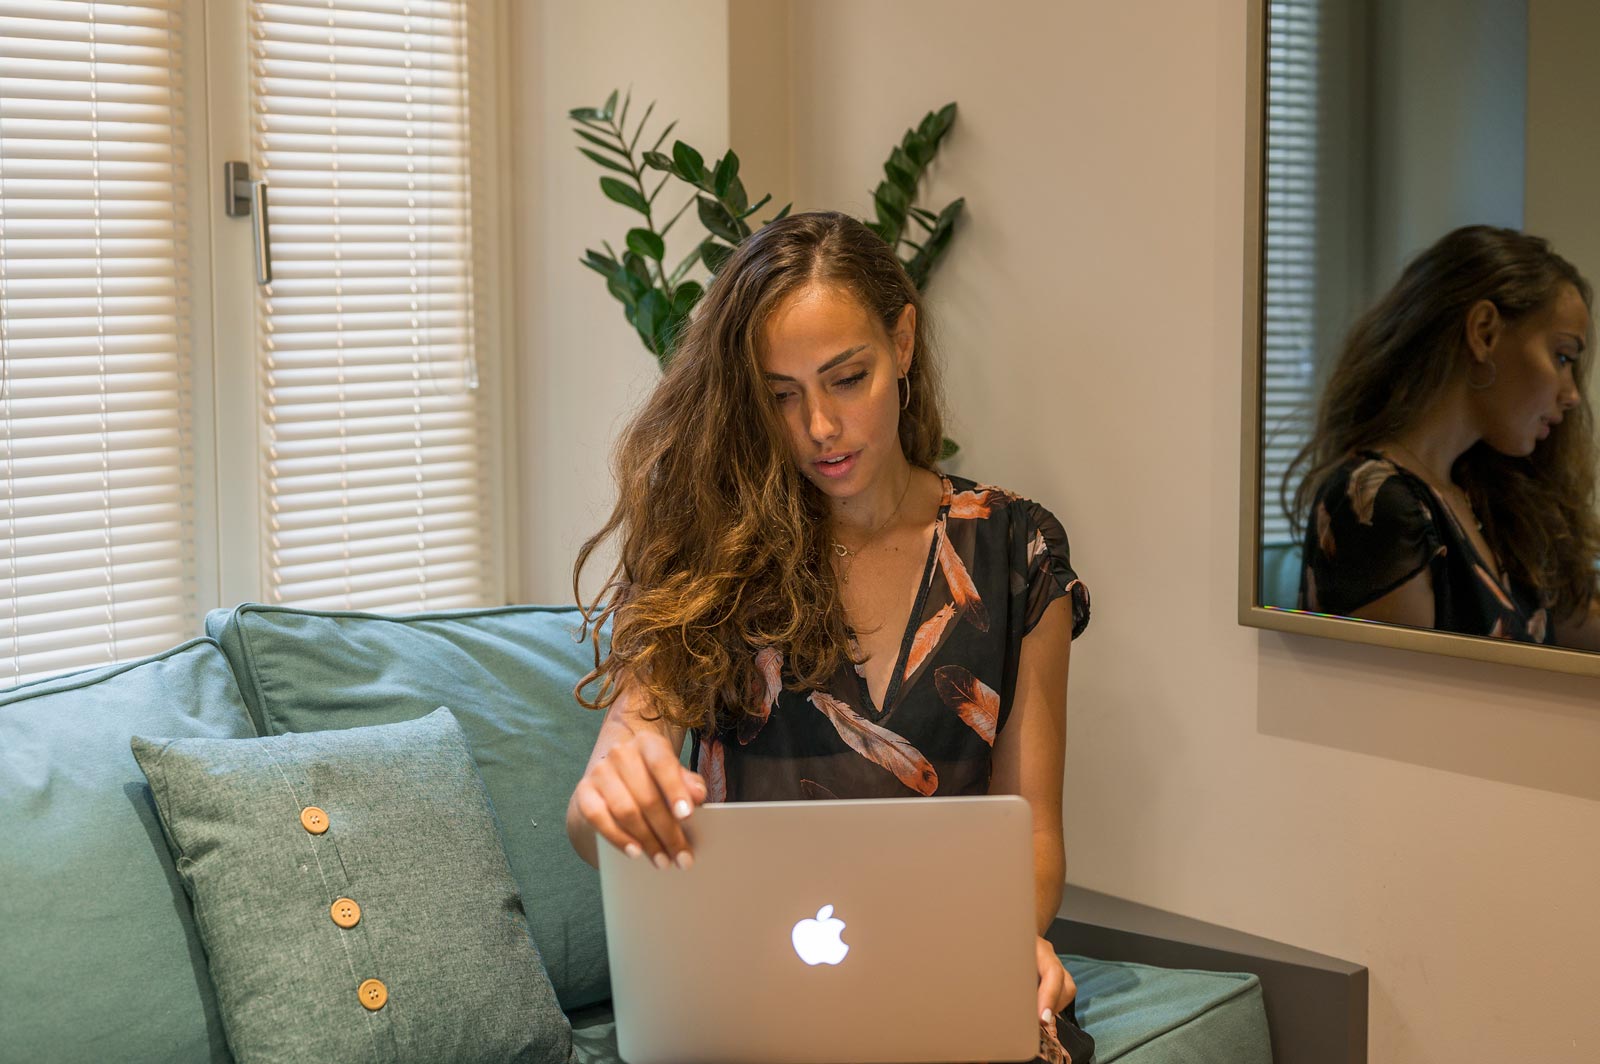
[598,795,1039,1064]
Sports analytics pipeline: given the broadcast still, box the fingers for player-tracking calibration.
[1036,959,1063,1024]
[1058,965,1078,1010]
[614,743,693,868]
[573,781,642,860]
[576,733,703,870]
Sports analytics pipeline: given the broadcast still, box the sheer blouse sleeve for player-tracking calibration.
[1019,499,1090,639]
[1302,459,1440,615]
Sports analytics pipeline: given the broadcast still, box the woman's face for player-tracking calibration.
[758,283,915,502]
[1473,283,1589,457]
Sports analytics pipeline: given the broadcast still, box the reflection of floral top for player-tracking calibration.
[693,473,1089,802]
[1298,451,1552,643]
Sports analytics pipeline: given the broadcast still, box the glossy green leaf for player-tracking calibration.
[672,280,703,315]
[575,128,629,159]
[765,203,793,225]
[939,436,960,461]
[580,148,633,175]
[635,288,669,346]
[738,192,772,220]
[626,227,665,261]
[712,151,739,197]
[622,250,652,285]
[601,89,619,120]
[697,195,741,243]
[600,177,649,214]
[672,141,706,184]
[727,176,748,215]
[643,150,677,174]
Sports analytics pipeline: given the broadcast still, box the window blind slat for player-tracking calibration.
[252,0,491,610]
[0,0,195,683]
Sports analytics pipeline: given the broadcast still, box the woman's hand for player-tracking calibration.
[1035,935,1077,1026]
[571,728,707,870]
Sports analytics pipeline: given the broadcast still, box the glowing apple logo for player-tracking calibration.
[791,904,849,966]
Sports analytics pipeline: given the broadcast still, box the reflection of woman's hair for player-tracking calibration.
[573,211,945,732]
[1285,225,1599,621]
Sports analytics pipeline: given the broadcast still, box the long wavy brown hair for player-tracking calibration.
[1284,225,1600,620]
[573,210,945,732]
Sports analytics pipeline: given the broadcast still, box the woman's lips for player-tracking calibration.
[814,451,858,479]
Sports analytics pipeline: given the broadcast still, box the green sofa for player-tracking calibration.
[1,602,1303,1063]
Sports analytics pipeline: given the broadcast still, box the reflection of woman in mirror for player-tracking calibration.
[1287,225,1600,648]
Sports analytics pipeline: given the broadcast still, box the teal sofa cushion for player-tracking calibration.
[559,954,1271,1064]
[204,603,611,1010]
[0,639,255,1064]
[1070,953,1271,1062]
[130,707,576,1064]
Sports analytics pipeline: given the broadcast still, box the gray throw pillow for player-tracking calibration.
[131,707,576,1064]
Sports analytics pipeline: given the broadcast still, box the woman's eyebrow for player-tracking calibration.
[1557,331,1587,352]
[763,344,868,381]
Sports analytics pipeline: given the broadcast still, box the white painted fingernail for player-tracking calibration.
[652,852,670,870]
[673,799,692,820]
[675,850,694,870]
[624,843,643,860]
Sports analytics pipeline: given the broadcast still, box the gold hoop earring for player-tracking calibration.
[1468,359,1497,390]
[898,375,911,410]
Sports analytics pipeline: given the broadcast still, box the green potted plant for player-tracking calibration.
[571,89,964,458]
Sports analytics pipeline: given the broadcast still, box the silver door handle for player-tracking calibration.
[224,161,272,285]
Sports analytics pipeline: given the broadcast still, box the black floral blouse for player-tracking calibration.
[1299,451,1552,643]
[690,472,1096,1063]
[692,473,1089,803]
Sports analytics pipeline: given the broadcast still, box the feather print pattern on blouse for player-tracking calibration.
[738,646,784,745]
[904,601,956,680]
[700,736,727,802]
[936,521,990,632]
[1346,457,1395,526]
[932,664,1000,745]
[807,690,939,795]
[948,489,994,520]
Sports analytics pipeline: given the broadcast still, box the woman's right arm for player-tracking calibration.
[565,680,707,871]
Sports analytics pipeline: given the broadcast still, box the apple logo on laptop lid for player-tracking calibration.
[791,904,849,966]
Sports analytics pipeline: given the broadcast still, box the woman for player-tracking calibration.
[1288,225,1600,648]
[564,211,1094,1063]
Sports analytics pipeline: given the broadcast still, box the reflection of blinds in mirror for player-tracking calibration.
[251,0,494,611]
[0,0,196,683]
[1261,0,1319,548]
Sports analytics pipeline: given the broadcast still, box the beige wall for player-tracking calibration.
[515,2,1600,1059]
[510,0,731,603]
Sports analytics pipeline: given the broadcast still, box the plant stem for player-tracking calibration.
[609,113,673,298]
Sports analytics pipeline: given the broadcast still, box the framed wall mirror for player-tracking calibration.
[1239,0,1600,676]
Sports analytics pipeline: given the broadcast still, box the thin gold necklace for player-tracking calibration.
[832,465,914,584]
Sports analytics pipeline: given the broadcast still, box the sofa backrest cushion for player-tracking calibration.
[0,639,256,1064]
[205,603,612,1010]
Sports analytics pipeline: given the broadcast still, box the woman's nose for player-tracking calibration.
[806,397,840,441]
[1560,378,1581,410]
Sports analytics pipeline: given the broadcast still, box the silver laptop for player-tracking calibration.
[597,795,1039,1064]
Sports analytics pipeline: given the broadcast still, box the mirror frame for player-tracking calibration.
[1235,0,1600,678]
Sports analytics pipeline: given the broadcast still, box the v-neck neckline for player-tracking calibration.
[854,474,953,716]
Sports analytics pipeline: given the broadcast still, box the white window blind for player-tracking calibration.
[0,0,195,683]
[251,0,494,611]
[1261,0,1319,547]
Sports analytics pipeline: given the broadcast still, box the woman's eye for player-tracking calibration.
[836,372,868,389]
[773,391,796,404]
[1558,353,1577,368]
